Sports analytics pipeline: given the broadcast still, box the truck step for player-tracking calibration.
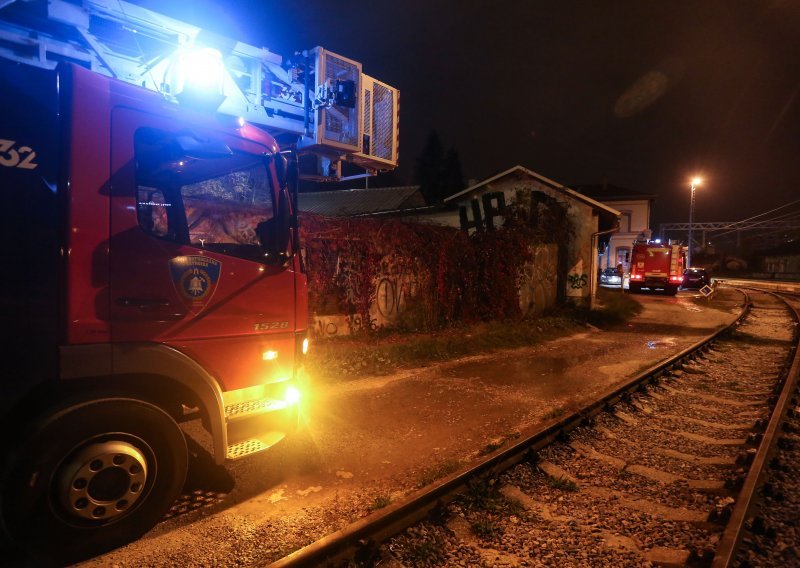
[226,438,268,460]
[224,398,288,422]
[226,432,286,460]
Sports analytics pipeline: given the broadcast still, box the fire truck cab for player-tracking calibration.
[1,58,310,561]
[0,0,398,561]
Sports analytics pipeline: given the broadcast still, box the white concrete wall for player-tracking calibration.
[601,198,651,271]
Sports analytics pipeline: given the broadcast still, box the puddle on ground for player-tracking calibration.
[440,338,676,394]
[646,337,678,349]
[678,298,702,312]
[446,351,596,386]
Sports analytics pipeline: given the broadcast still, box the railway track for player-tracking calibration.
[723,290,800,568]
[269,286,800,567]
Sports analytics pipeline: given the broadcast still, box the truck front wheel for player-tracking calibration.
[1,398,188,563]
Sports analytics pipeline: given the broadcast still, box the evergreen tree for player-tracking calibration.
[414,130,445,204]
[441,148,466,198]
[414,131,466,204]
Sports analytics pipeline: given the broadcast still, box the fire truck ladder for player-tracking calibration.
[0,0,399,180]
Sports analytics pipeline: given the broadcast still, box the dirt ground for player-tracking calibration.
[79,288,744,567]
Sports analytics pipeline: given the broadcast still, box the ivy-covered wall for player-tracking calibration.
[518,244,558,316]
[299,213,555,336]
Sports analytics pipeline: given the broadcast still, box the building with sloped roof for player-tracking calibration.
[572,183,656,273]
[440,166,621,307]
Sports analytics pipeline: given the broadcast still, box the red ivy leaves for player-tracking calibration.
[299,213,535,332]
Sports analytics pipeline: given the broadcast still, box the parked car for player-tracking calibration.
[600,267,622,286]
[682,267,709,289]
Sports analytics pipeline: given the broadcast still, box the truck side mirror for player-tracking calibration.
[256,188,291,266]
[273,152,289,188]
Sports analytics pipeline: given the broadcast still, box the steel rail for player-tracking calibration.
[268,292,753,568]
[716,278,800,296]
[711,290,800,567]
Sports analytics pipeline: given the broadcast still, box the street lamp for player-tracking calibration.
[687,177,701,268]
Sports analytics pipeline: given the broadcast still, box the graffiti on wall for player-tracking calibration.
[566,259,588,297]
[373,270,420,326]
[312,313,379,338]
[312,256,419,337]
[459,192,506,232]
[567,273,588,289]
[376,277,404,319]
[337,259,362,307]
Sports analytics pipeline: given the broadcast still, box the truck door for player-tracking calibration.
[109,108,297,391]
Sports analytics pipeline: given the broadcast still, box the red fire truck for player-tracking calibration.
[628,240,685,295]
[0,0,398,561]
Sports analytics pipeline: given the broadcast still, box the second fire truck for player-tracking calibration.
[628,240,685,295]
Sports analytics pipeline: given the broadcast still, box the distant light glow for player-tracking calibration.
[691,177,702,186]
[262,350,278,361]
[302,337,309,355]
[654,238,661,244]
[237,116,245,127]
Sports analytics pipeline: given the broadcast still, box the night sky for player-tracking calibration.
[135,1,800,228]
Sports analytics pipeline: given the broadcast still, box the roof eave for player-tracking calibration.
[443,165,621,217]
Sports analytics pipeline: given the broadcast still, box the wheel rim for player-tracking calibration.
[57,440,149,523]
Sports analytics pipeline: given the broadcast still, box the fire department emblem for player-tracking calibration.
[169,255,221,311]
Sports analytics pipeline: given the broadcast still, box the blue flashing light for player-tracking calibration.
[171,47,227,110]
[179,47,224,90]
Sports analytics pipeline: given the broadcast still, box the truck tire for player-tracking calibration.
[666,285,678,296]
[1,398,188,563]
[629,282,642,293]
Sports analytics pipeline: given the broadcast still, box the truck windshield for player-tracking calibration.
[135,128,276,263]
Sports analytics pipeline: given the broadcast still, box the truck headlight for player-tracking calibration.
[284,386,301,404]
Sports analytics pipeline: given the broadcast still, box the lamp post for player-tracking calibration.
[687,177,701,268]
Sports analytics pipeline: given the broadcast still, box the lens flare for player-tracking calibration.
[284,386,301,404]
